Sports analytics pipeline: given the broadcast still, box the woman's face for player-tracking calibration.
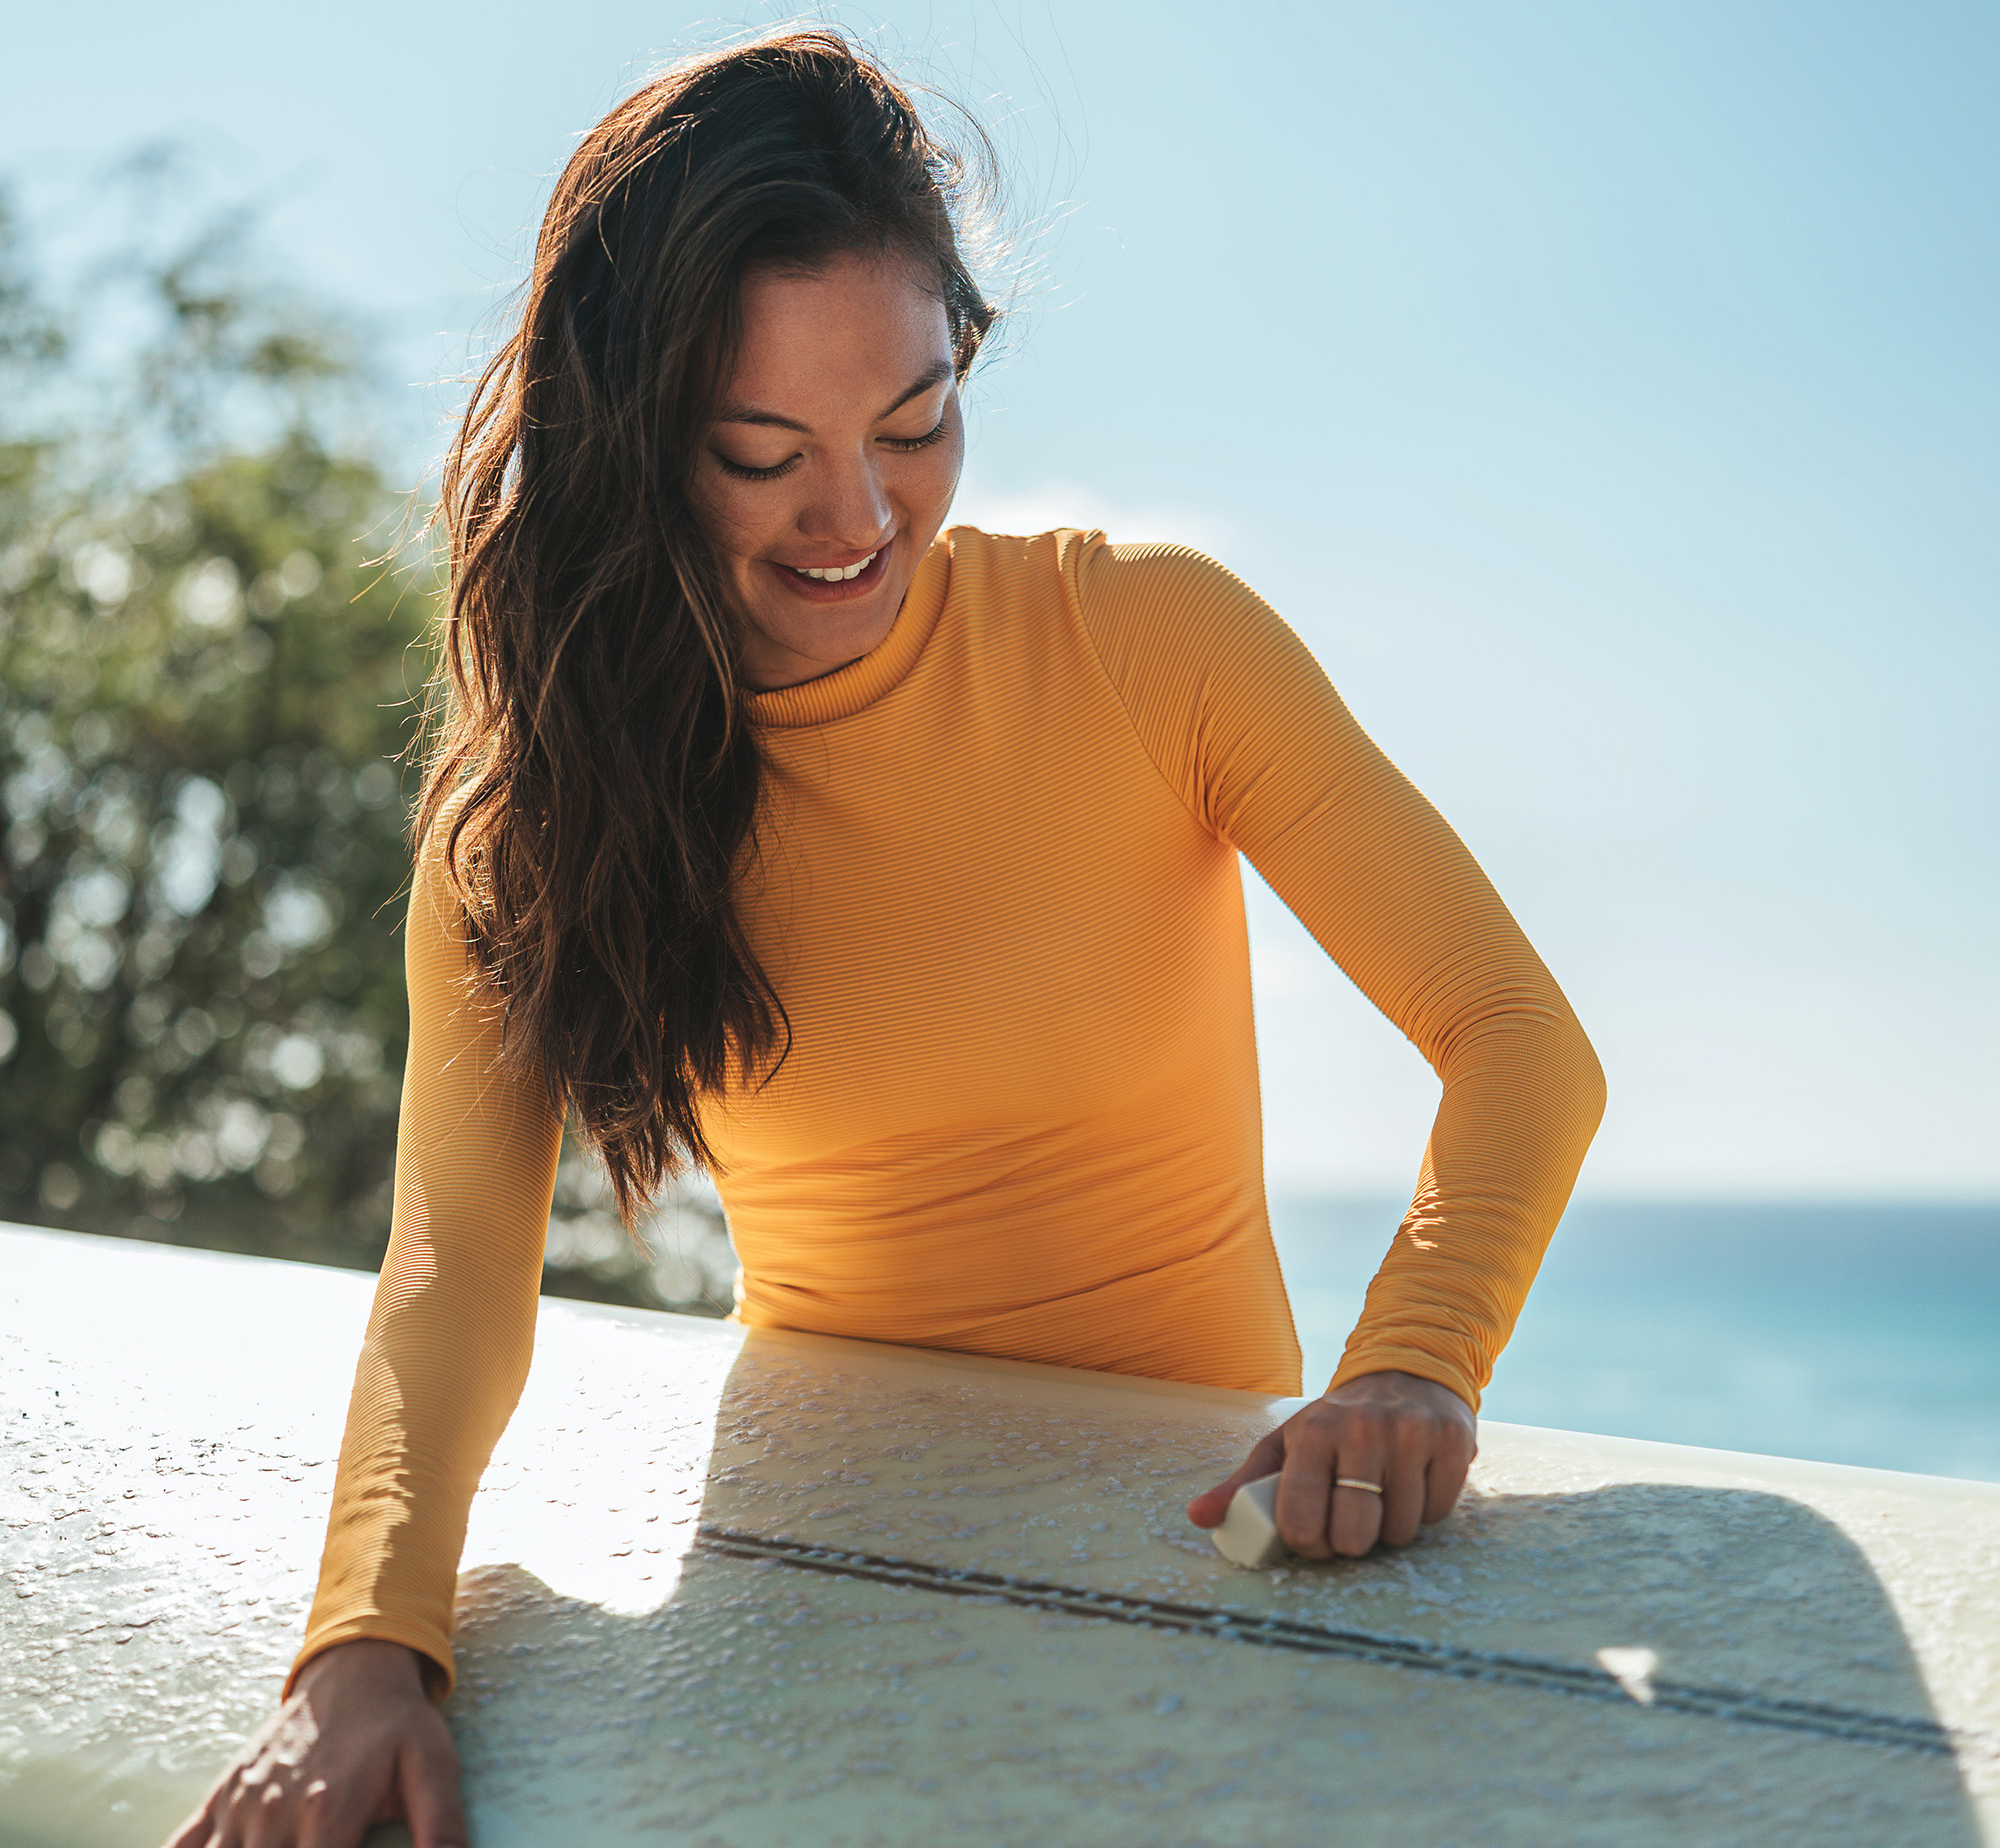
[696,249,964,692]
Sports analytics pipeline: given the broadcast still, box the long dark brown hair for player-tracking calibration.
[417,30,997,1221]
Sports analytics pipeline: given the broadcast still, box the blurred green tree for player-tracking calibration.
[0,166,734,1311]
[0,178,429,1266]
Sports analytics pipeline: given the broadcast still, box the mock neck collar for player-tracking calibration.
[746,535,952,729]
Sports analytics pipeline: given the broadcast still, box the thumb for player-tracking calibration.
[399,1735,468,1848]
[1186,1427,1286,1529]
[160,1795,219,1848]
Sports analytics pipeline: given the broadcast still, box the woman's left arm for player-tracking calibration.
[1071,537,1607,1557]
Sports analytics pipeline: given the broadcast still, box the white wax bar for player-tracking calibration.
[1211,1471,1289,1569]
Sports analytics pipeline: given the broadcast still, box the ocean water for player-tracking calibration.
[1269,1196,2000,1483]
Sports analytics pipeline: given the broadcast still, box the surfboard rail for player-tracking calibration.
[4,1223,1996,1846]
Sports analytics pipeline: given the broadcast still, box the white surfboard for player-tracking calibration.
[4,1224,1996,1846]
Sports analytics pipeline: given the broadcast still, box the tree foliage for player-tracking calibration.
[0,171,734,1310]
[0,182,429,1263]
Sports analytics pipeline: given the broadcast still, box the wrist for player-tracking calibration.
[1330,1367,1475,1417]
[1325,1369,1477,1431]
[295,1637,430,1700]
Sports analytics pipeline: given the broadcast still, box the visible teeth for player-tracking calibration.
[794,550,878,582]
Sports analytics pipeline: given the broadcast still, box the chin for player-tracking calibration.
[743,606,892,685]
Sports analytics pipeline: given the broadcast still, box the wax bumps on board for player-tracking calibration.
[1211,1472,1289,1568]
[12,1232,2000,1848]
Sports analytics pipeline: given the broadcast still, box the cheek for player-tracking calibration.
[695,477,773,562]
[905,431,966,511]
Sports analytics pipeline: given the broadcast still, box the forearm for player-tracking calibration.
[291,834,564,1698]
[291,1199,548,1697]
[1333,1003,1606,1408]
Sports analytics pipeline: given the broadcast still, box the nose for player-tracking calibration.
[798,448,893,551]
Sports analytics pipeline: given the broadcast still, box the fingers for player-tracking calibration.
[243,1776,301,1848]
[220,1761,396,1848]
[1269,1404,1400,1559]
[1267,1407,1334,1558]
[1376,1446,1429,1548]
[1248,1370,1479,1561]
[203,1781,270,1848]
[166,1646,455,1848]
[399,1721,468,1848]
[162,1798,219,1848]
[1421,1427,1476,1526]
[291,1777,374,1848]
[1328,1438,1390,1558]
[1186,1426,1286,1528]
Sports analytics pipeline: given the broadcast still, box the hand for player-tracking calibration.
[1186,1370,1477,1559]
[164,1639,465,1848]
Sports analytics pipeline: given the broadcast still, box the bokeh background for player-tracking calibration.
[2,3,1993,1471]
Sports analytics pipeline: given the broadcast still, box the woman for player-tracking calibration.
[173,30,1604,1848]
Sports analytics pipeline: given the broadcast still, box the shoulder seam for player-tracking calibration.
[1054,533,1221,841]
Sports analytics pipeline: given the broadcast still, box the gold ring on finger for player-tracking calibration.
[1334,1477,1384,1494]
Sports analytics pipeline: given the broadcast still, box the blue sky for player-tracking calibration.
[4,2,1993,1198]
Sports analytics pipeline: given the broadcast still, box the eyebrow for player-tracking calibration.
[715,359,953,434]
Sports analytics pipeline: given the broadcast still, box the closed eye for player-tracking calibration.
[714,451,801,483]
[713,411,950,481]
[882,413,950,453]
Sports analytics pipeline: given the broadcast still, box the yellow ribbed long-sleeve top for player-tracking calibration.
[294,529,1605,1694]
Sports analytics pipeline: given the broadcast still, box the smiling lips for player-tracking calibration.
[770,541,892,599]
[793,549,879,581]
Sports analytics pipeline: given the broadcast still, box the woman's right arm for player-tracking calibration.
[168,834,565,1847]
[167,1641,463,1848]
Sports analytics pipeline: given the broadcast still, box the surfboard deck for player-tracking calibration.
[4,1224,1996,1846]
